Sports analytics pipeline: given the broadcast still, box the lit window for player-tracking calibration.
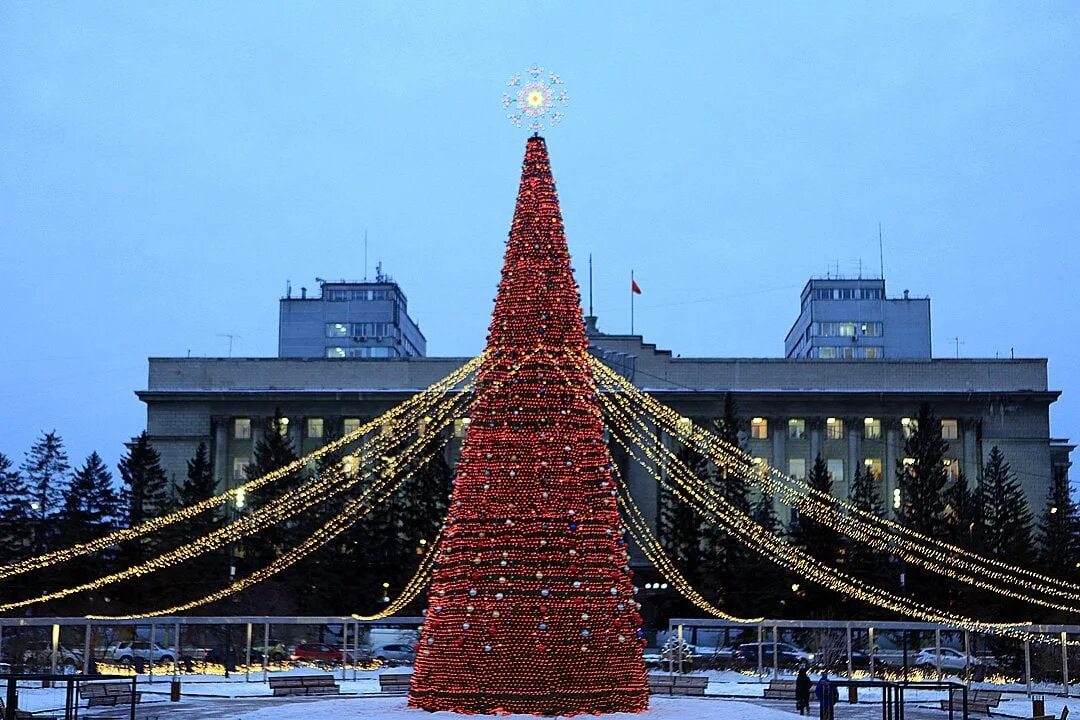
[827,459,845,484]
[325,323,349,338]
[751,417,768,439]
[838,346,856,359]
[453,418,471,438]
[788,458,806,480]
[327,347,346,358]
[232,457,249,480]
[862,347,883,359]
[943,458,961,482]
[788,419,806,440]
[860,322,883,337]
[863,418,881,440]
[863,458,883,479]
[343,417,361,435]
[900,417,916,439]
[818,347,837,359]
[233,418,251,439]
[370,347,393,358]
[826,417,844,440]
[941,419,959,440]
[307,418,324,439]
[839,323,857,337]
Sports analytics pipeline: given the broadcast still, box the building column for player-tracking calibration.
[809,420,822,465]
[962,422,979,482]
[847,419,860,501]
[884,423,900,519]
[771,418,786,473]
[213,417,229,493]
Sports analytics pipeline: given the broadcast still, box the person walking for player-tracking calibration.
[796,666,812,715]
[815,671,840,720]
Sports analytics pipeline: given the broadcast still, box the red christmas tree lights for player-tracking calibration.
[408,136,649,715]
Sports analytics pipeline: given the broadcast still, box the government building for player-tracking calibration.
[138,277,1072,537]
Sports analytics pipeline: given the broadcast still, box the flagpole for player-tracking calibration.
[630,269,635,335]
[588,253,594,317]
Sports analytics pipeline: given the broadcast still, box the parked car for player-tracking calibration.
[22,642,82,669]
[290,642,355,665]
[732,642,815,667]
[367,643,416,666]
[253,639,289,662]
[914,647,985,675]
[104,641,175,665]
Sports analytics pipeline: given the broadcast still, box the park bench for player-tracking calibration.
[647,673,709,696]
[378,672,414,695]
[79,681,141,707]
[939,688,1002,715]
[762,679,799,700]
[268,674,341,697]
[0,697,58,720]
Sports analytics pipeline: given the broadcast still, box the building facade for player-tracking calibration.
[278,275,426,359]
[785,278,931,360]
[139,323,1066,540]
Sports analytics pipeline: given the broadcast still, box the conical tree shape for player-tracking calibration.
[409,136,649,715]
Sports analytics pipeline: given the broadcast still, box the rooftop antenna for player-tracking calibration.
[217,333,241,358]
[364,229,369,281]
[588,253,594,316]
[286,279,292,299]
[951,336,965,359]
[878,222,885,280]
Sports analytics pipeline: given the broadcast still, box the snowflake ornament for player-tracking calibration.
[502,66,569,132]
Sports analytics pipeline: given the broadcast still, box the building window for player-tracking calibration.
[863,417,881,440]
[233,418,251,439]
[826,417,844,440]
[307,418,324,439]
[862,347,883,359]
[838,346,856,359]
[863,458,883,479]
[232,456,249,480]
[327,347,347,358]
[839,323,857,337]
[941,419,959,440]
[943,458,961,483]
[751,417,768,439]
[453,418,471,438]
[788,419,806,440]
[788,458,806,480]
[817,347,837,359]
[860,322,883,337]
[326,323,349,337]
[827,458,845,484]
[343,417,361,435]
[901,417,916,439]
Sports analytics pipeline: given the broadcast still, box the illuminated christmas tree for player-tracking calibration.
[408,134,649,714]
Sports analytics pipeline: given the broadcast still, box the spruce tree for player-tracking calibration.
[706,395,750,611]
[21,430,70,553]
[658,444,706,590]
[170,443,225,600]
[118,432,173,530]
[897,404,949,537]
[979,446,1033,565]
[843,465,894,612]
[1038,466,1079,584]
[787,455,841,615]
[0,452,32,541]
[240,412,299,573]
[942,470,979,550]
[745,486,788,617]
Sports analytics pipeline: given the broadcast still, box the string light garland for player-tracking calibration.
[598,392,1076,646]
[353,530,444,620]
[408,135,649,716]
[591,357,1080,605]
[0,357,481,584]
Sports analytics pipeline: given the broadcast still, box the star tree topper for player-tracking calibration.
[503,66,568,131]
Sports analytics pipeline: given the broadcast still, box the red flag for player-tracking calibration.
[631,279,642,294]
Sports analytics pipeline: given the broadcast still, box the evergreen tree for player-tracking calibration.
[842,465,894,610]
[21,430,70,553]
[744,486,788,617]
[58,452,121,541]
[657,444,707,590]
[786,455,842,616]
[171,443,225,599]
[705,395,751,611]
[118,432,173,531]
[979,446,1033,565]
[0,452,32,537]
[240,412,299,573]
[897,404,949,537]
[942,470,979,550]
[1038,465,1079,584]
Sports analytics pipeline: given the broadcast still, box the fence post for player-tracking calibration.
[83,624,92,675]
[1062,631,1069,698]
[245,623,253,682]
[757,624,764,681]
[50,623,60,675]
[846,625,853,679]
[149,623,155,684]
[1025,637,1032,697]
[263,622,270,684]
[772,624,779,679]
[173,621,181,679]
[868,627,875,680]
[935,628,942,681]
[964,630,971,687]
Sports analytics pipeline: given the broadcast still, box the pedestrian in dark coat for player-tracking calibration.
[815,671,840,720]
[795,666,812,715]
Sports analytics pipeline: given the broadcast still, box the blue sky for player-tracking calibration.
[1,2,1078,479]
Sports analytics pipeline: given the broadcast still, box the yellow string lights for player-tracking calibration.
[352,530,444,621]
[0,356,482,584]
[9,387,471,614]
[590,356,1080,607]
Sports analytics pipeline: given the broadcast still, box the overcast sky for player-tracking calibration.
[2,2,1078,480]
